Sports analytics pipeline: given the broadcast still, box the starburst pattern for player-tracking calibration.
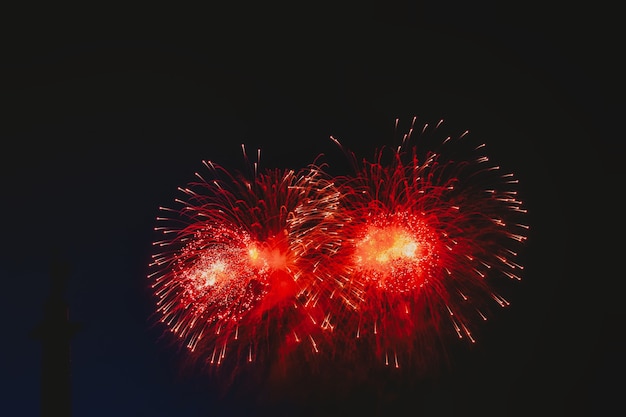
[320,117,529,372]
[149,148,348,379]
[148,117,529,382]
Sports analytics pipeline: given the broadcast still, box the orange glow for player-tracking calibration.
[354,225,420,266]
[247,234,290,271]
[248,246,260,261]
[351,216,440,293]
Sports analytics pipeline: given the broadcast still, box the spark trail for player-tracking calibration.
[148,117,529,384]
[148,147,349,381]
[322,117,529,373]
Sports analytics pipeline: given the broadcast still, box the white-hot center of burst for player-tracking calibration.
[201,260,227,287]
[358,227,420,266]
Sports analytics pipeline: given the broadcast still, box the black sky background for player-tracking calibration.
[1,3,622,416]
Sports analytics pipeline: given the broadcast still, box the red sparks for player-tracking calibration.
[320,118,528,373]
[149,152,347,380]
[148,118,529,382]
[350,214,440,292]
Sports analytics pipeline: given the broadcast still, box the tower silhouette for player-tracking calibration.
[33,257,81,417]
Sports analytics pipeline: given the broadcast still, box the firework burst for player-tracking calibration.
[148,146,349,381]
[322,117,529,373]
[148,117,529,387]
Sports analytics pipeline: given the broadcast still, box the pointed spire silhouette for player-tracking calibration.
[33,255,81,417]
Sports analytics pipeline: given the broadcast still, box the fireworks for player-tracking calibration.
[321,117,529,373]
[148,148,349,379]
[148,117,528,381]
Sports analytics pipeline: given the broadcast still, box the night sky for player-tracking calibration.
[1,3,621,416]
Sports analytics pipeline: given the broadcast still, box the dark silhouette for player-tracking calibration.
[32,257,81,417]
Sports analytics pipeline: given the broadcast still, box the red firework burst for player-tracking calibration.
[148,146,348,381]
[321,117,529,373]
[148,117,529,387]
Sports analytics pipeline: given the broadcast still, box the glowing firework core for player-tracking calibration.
[352,213,439,293]
[356,225,420,264]
[191,259,228,288]
[247,232,290,272]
